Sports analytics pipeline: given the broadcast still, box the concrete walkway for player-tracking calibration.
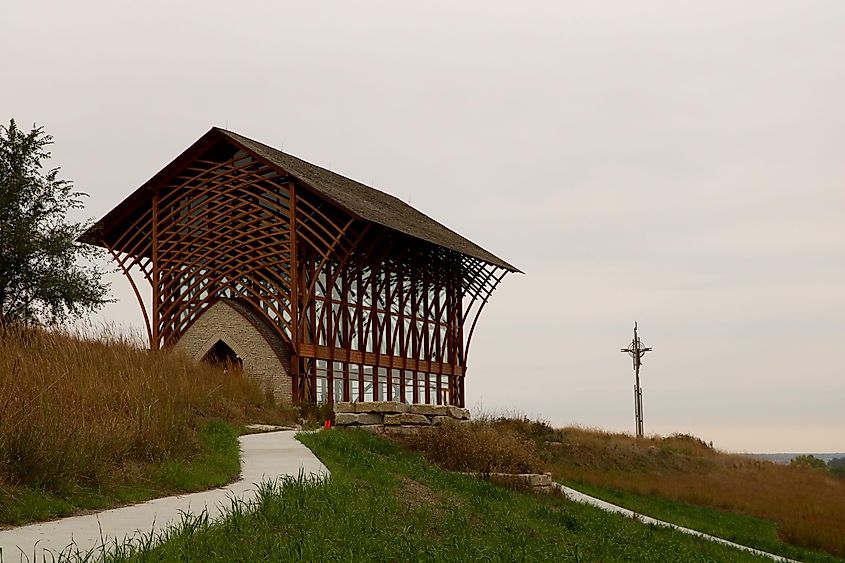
[555,483,797,562]
[0,431,328,561]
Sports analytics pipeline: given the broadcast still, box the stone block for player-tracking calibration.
[431,416,452,426]
[335,413,384,425]
[409,404,453,417]
[525,473,552,488]
[383,413,431,426]
[355,413,384,425]
[355,401,410,414]
[475,472,552,491]
[333,402,356,413]
[449,406,470,420]
[334,413,359,426]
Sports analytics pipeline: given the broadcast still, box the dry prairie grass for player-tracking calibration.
[0,325,293,493]
[522,421,845,558]
[563,453,845,556]
[375,412,845,558]
[395,420,545,475]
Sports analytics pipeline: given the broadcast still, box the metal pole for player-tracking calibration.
[621,322,651,439]
[637,383,644,438]
[633,383,639,437]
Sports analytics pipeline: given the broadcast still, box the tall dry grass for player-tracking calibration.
[396,420,545,475]
[534,423,845,558]
[411,414,845,557]
[0,325,292,492]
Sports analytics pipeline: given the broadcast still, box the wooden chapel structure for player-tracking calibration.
[81,128,519,407]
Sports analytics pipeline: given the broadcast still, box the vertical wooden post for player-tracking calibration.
[434,279,444,404]
[410,272,419,404]
[371,264,380,401]
[326,260,334,405]
[309,261,321,402]
[289,182,299,353]
[356,266,365,401]
[302,254,319,401]
[422,270,431,405]
[289,181,300,401]
[456,277,465,406]
[151,190,160,350]
[384,264,393,402]
[397,268,406,402]
[340,267,350,401]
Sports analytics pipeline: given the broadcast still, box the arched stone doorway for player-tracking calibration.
[176,299,293,402]
[201,340,244,371]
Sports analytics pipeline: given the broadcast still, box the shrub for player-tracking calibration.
[829,458,845,479]
[396,420,545,474]
[790,454,827,470]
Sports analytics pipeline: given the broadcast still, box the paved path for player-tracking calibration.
[555,483,797,562]
[0,431,328,561]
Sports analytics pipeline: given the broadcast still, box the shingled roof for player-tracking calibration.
[83,128,519,272]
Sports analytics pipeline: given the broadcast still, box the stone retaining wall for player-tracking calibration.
[333,401,469,433]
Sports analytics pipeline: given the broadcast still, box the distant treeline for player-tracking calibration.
[786,455,845,477]
[747,452,845,465]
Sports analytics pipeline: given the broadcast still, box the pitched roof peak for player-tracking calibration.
[214,129,519,272]
[83,127,520,273]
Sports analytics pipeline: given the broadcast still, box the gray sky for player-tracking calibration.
[3,1,843,452]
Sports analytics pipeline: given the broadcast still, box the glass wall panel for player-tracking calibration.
[363,366,374,402]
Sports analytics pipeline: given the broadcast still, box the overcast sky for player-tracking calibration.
[4,1,843,453]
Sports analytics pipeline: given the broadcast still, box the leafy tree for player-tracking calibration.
[789,454,826,469]
[0,119,110,327]
[828,457,845,478]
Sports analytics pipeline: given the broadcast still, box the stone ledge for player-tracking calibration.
[408,405,470,419]
[334,412,383,426]
[332,401,470,432]
[408,404,453,417]
[334,413,360,426]
[384,413,430,426]
[357,401,409,414]
[431,415,451,426]
[333,402,356,414]
[450,407,470,420]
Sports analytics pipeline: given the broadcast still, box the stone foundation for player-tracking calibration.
[333,401,469,433]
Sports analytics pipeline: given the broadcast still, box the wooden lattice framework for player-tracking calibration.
[82,128,519,406]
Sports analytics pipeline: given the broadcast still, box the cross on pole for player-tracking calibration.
[621,322,652,438]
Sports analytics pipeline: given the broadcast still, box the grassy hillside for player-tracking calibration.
[0,326,295,524]
[88,430,771,562]
[420,417,845,561]
[2,327,839,560]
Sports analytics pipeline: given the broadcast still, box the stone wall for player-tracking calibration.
[176,299,292,402]
[333,401,469,433]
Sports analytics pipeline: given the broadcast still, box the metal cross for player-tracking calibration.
[621,322,652,438]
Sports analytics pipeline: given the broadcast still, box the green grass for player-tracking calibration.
[82,430,776,562]
[563,480,843,563]
[154,420,241,491]
[0,420,240,526]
